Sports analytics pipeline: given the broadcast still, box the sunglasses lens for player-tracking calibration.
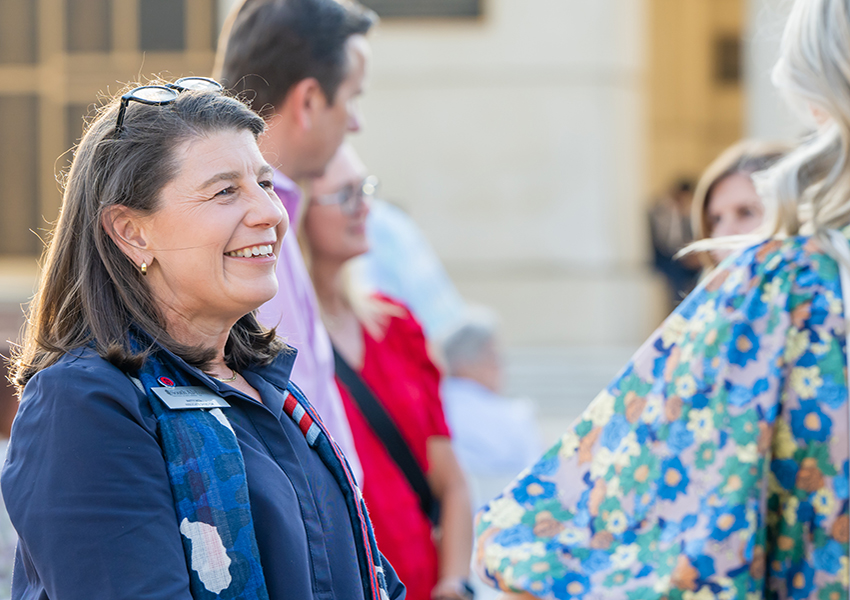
[132,86,179,103]
[174,77,224,92]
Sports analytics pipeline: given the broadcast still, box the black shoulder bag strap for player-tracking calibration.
[333,347,441,527]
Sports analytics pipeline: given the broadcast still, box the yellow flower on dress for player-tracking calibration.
[557,526,588,546]
[661,314,688,349]
[676,374,698,399]
[611,544,639,569]
[680,342,695,365]
[587,390,615,427]
[685,586,720,600]
[784,328,810,363]
[643,395,663,423]
[606,476,622,498]
[606,510,628,535]
[773,418,798,459]
[653,575,672,594]
[810,326,833,355]
[690,304,717,335]
[812,488,836,516]
[558,431,580,461]
[764,253,782,272]
[484,495,525,528]
[722,267,745,292]
[825,290,843,315]
[783,496,799,527]
[761,278,782,304]
[790,366,823,399]
[712,577,735,600]
[687,408,715,443]
[735,443,759,464]
[590,448,616,479]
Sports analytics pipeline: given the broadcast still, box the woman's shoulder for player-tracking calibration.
[368,294,426,341]
[368,293,418,326]
[743,233,834,275]
[19,348,148,418]
[701,234,839,303]
[27,347,132,388]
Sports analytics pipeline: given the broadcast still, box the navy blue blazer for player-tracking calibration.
[1,345,406,600]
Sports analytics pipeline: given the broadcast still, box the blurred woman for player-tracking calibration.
[474,0,850,598]
[302,144,474,600]
[691,140,790,266]
[1,81,404,600]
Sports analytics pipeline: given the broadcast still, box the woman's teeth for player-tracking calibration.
[225,244,274,258]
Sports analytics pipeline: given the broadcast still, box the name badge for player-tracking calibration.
[152,386,231,410]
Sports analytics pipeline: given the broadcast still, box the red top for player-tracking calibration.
[336,299,450,600]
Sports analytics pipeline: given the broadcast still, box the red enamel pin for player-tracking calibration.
[157,376,176,387]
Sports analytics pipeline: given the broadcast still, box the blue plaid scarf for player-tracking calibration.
[133,344,391,600]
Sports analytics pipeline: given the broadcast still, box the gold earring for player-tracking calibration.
[140,261,148,276]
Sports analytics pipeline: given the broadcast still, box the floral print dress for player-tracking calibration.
[474,233,850,600]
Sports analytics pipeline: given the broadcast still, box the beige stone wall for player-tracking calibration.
[350,0,666,346]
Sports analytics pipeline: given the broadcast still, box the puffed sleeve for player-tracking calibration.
[1,354,192,599]
[473,236,850,599]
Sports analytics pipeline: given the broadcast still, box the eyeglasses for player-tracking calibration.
[312,175,379,215]
[114,77,223,134]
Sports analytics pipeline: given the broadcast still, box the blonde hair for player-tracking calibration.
[759,0,850,240]
[298,203,402,341]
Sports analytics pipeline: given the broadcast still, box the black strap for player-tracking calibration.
[333,347,441,527]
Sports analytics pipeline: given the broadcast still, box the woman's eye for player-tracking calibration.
[215,186,236,198]
[259,180,274,191]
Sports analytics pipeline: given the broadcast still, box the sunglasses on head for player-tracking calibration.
[114,77,224,135]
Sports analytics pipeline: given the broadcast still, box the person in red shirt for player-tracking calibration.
[301,143,474,600]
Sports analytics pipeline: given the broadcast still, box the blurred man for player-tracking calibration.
[215,0,377,481]
[648,178,701,311]
[440,311,542,508]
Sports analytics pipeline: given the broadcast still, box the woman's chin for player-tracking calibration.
[236,282,279,315]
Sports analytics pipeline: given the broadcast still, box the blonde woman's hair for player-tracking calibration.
[758,0,850,240]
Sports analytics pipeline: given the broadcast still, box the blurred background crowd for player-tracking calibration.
[0,0,808,597]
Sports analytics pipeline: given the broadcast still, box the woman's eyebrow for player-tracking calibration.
[199,171,241,189]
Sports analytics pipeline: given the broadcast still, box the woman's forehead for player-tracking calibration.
[312,144,367,195]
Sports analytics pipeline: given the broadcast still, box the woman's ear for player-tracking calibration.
[101,205,151,266]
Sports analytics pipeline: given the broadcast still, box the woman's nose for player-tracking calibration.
[249,184,286,230]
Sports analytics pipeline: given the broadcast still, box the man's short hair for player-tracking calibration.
[217,0,376,117]
[442,308,499,375]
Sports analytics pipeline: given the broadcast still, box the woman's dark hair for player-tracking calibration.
[13,82,285,391]
[216,0,376,115]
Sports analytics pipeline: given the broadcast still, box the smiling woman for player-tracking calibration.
[1,81,406,600]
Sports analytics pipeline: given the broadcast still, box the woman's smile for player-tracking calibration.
[224,242,277,259]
